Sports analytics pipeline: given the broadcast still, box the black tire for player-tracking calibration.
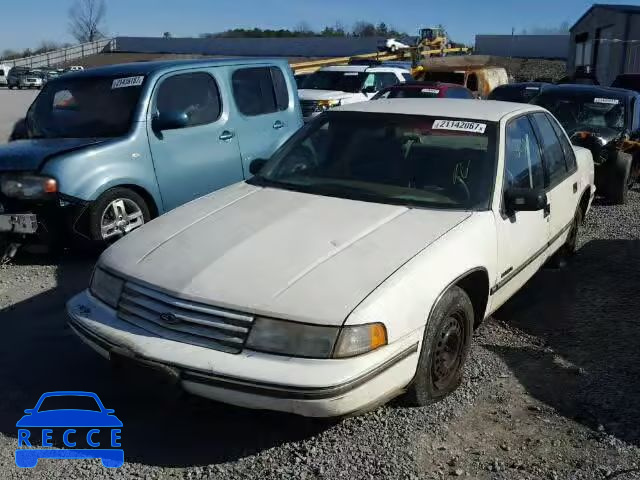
[549,205,583,268]
[88,187,151,243]
[403,286,474,406]
[609,151,632,205]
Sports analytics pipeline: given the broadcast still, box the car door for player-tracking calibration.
[147,69,244,212]
[230,65,298,175]
[492,115,550,309]
[530,112,580,253]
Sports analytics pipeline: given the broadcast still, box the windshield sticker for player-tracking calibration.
[432,119,487,134]
[111,76,144,89]
[344,72,360,76]
[594,97,620,105]
[421,88,440,94]
[525,86,540,90]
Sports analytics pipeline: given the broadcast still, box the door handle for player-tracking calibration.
[573,182,578,194]
[273,121,285,130]
[219,131,235,141]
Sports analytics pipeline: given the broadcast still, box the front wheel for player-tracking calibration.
[608,151,632,205]
[403,286,474,406]
[88,187,150,243]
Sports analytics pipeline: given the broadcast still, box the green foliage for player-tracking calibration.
[200,21,407,39]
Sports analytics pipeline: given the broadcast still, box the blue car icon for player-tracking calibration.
[15,391,123,468]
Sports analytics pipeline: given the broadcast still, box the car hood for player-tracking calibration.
[298,89,360,101]
[101,183,471,326]
[16,411,123,428]
[0,138,111,172]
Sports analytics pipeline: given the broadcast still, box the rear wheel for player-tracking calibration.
[88,187,150,243]
[403,286,474,406]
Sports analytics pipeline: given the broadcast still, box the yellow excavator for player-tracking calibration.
[414,26,471,59]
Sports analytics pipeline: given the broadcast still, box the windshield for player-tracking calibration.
[532,93,626,133]
[420,71,465,85]
[38,395,101,412]
[301,71,366,93]
[375,87,442,99]
[26,75,146,139]
[249,112,498,210]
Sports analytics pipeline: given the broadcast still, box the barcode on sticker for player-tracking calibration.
[432,119,486,134]
[525,86,540,90]
[112,76,145,89]
[594,97,619,105]
[421,88,440,94]
[344,72,359,76]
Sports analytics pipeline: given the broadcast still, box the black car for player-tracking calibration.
[532,84,640,204]
[611,74,640,93]
[487,82,551,103]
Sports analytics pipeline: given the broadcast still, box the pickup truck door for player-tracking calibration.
[229,65,300,176]
[147,69,244,212]
[530,112,581,254]
[492,115,551,310]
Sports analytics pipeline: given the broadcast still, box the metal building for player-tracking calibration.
[568,4,640,87]
[474,35,569,59]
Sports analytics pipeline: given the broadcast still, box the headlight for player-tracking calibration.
[317,99,342,110]
[245,317,387,359]
[90,268,124,309]
[0,174,57,199]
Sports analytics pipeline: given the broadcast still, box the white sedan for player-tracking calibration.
[67,99,595,417]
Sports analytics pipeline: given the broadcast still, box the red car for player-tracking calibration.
[372,82,475,100]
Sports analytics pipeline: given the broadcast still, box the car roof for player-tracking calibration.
[386,81,467,90]
[334,98,541,121]
[57,57,290,80]
[320,65,409,73]
[537,83,637,98]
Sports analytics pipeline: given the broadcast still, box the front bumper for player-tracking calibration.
[67,290,422,417]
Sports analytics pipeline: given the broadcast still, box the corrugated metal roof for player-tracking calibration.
[572,4,640,30]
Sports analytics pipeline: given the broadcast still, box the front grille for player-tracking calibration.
[117,282,254,354]
[300,100,320,117]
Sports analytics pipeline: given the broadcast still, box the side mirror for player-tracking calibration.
[104,409,115,414]
[152,111,189,132]
[504,188,547,213]
[9,118,28,142]
[249,158,268,176]
[24,409,34,415]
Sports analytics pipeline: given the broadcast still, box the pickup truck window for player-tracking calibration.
[505,116,544,190]
[26,75,146,139]
[232,66,288,116]
[532,112,568,186]
[251,112,498,210]
[156,72,221,127]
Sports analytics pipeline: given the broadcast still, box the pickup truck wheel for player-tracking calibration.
[403,286,473,406]
[88,188,150,243]
[609,151,632,205]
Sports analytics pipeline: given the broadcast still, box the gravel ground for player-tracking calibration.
[0,89,37,142]
[0,189,639,480]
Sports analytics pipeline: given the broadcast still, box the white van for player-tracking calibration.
[0,64,10,86]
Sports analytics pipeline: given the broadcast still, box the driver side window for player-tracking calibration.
[504,116,545,190]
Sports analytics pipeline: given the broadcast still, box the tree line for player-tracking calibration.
[199,22,409,39]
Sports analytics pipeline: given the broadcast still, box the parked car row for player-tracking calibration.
[0,65,84,89]
[0,56,625,419]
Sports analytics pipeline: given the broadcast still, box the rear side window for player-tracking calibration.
[531,112,568,186]
[0,70,4,76]
[402,73,413,82]
[547,114,577,172]
[233,66,290,116]
[156,72,221,127]
[376,72,401,89]
[447,88,473,99]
